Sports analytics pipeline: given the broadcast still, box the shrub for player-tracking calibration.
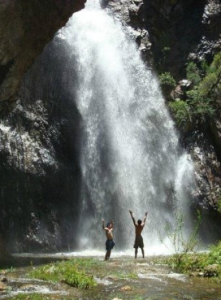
[199,52,221,99]
[187,89,215,122]
[165,240,221,281]
[8,295,50,300]
[159,72,176,88]
[28,259,96,289]
[186,62,201,86]
[168,100,191,131]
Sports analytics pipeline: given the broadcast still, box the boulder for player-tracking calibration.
[0,0,86,102]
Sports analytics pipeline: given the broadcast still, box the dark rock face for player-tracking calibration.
[106,0,221,75]
[0,39,82,252]
[104,0,221,236]
[0,1,85,254]
[1,0,221,253]
[0,0,86,102]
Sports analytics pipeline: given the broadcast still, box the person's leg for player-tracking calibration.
[105,250,111,260]
[135,248,138,259]
[141,247,144,258]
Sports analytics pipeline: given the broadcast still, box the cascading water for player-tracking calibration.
[59,0,196,254]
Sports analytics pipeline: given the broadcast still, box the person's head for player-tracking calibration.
[137,219,142,225]
[106,222,111,228]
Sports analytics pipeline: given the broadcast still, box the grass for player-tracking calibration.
[28,258,97,289]
[6,295,53,300]
[162,241,221,281]
[7,295,77,300]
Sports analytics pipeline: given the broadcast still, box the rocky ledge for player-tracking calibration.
[0,0,86,103]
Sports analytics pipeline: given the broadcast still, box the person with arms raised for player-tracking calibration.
[102,219,115,260]
[129,210,148,258]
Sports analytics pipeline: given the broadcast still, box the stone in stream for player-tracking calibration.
[0,282,7,291]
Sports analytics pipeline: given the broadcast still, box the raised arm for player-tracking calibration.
[110,220,114,229]
[102,219,105,230]
[142,212,148,226]
[129,210,136,226]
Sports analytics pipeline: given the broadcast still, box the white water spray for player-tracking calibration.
[59,0,195,254]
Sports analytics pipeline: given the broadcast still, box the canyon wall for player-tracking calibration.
[0,0,85,258]
[0,0,221,255]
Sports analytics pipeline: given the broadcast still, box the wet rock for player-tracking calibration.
[186,131,221,210]
[204,264,220,277]
[0,282,7,291]
[128,4,139,17]
[20,283,43,291]
[170,85,183,101]
[179,79,192,89]
[0,277,8,283]
[203,1,221,25]
[210,118,221,155]
[171,79,192,100]
[121,285,132,291]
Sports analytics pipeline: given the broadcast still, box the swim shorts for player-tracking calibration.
[106,239,115,251]
[134,235,144,249]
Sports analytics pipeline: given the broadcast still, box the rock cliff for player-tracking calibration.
[0,0,85,258]
[105,0,221,238]
[0,0,221,255]
[0,0,86,103]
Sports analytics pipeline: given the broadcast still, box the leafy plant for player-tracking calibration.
[114,270,138,279]
[168,100,191,131]
[199,52,221,100]
[187,89,215,122]
[165,241,221,281]
[159,72,176,88]
[159,72,176,99]
[186,62,201,86]
[184,52,221,124]
[10,294,78,300]
[162,211,201,268]
[28,259,96,289]
[8,295,51,300]
[217,196,221,214]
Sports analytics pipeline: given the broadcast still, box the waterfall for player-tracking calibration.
[59,0,195,254]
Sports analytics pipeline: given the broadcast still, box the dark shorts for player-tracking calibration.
[106,239,115,251]
[134,235,144,249]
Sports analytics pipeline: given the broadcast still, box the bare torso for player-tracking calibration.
[135,224,144,237]
[105,228,113,240]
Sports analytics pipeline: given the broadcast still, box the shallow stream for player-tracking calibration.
[0,254,221,300]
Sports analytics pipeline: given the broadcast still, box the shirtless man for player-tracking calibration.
[129,210,148,258]
[102,219,115,260]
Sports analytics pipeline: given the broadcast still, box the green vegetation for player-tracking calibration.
[217,196,221,213]
[168,100,190,132]
[165,212,201,254]
[186,61,201,86]
[159,72,176,87]
[159,72,176,97]
[156,31,172,73]
[113,270,138,279]
[186,89,215,122]
[7,295,77,300]
[160,211,201,269]
[185,53,221,122]
[161,52,221,131]
[165,241,221,281]
[6,295,53,300]
[28,259,96,289]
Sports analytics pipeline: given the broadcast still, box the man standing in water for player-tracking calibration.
[102,219,115,260]
[129,210,148,258]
